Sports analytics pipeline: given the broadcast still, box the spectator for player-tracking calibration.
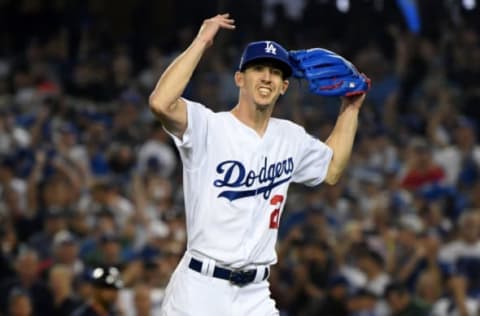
[132,173,174,226]
[0,157,30,239]
[304,275,349,316]
[28,208,68,260]
[136,122,177,178]
[295,239,334,311]
[355,247,391,297]
[347,288,381,316]
[71,266,124,316]
[399,137,445,191]
[81,181,135,230]
[0,223,19,280]
[387,214,427,290]
[0,249,53,316]
[0,110,31,155]
[51,230,84,277]
[434,117,480,188]
[438,211,480,296]
[415,270,443,307]
[83,232,127,267]
[7,289,33,316]
[53,123,91,188]
[384,281,430,316]
[48,264,81,316]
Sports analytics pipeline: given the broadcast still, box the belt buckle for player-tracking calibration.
[229,270,255,286]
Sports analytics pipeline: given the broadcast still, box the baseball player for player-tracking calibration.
[149,13,366,316]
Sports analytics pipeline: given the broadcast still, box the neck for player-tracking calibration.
[231,101,273,137]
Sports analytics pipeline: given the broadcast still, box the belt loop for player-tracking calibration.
[253,266,267,283]
[203,258,216,277]
[264,266,270,280]
[200,259,209,275]
[184,252,193,270]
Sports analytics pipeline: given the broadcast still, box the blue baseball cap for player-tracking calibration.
[238,41,293,78]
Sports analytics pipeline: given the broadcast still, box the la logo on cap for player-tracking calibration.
[265,41,277,55]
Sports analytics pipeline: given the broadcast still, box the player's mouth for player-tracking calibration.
[257,86,272,97]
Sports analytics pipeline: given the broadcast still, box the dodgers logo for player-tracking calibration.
[213,157,294,201]
[265,41,277,55]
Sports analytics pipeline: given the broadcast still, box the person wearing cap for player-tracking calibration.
[51,230,84,277]
[71,266,123,316]
[149,13,366,315]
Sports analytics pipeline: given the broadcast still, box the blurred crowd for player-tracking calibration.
[1,0,480,315]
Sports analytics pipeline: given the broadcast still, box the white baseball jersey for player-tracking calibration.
[166,98,333,269]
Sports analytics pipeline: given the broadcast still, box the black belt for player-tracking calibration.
[188,257,269,286]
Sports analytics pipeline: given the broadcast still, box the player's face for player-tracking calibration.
[236,63,289,109]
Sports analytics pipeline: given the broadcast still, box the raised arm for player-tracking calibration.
[148,13,235,138]
[324,94,365,185]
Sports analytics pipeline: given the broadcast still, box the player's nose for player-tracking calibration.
[260,68,273,82]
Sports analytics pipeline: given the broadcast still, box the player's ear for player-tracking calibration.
[280,79,289,95]
[234,71,244,88]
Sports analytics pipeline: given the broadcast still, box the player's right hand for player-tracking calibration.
[195,13,235,47]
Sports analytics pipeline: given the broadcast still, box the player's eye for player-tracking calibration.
[252,65,265,72]
[251,65,282,76]
[271,68,283,77]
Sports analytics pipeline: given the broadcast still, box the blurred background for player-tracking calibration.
[0,0,480,315]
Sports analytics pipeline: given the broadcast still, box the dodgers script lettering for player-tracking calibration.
[213,157,294,201]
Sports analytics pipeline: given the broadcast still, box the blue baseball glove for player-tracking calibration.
[289,48,371,97]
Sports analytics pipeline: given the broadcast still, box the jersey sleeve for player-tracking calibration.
[292,131,333,186]
[163,98,211,169]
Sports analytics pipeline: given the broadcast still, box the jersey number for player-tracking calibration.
[269,195,284,229]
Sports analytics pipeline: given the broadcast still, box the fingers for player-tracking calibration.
[212,13,236,29]
[196,13,235,46]
[341,93,366,102]
[217,13,232,19]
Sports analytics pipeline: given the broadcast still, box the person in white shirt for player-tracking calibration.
[149,13,366,316]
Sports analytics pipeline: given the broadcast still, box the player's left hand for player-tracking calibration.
[340,93,366,111]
